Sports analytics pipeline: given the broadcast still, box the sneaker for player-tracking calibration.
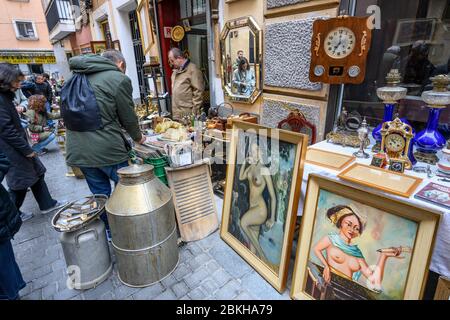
[20,211,34,222]
[40,200,69,215]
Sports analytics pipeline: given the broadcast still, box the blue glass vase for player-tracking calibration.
[415,108,446,154]
[372,103,395,142]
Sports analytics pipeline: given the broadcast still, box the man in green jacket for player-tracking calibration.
[64,51,145,237]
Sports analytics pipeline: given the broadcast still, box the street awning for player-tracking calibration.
[0,51,56,64]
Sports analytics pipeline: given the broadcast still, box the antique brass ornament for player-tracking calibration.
[380,117,414,170]
[326,107,369,148]
[358,30,367,57]
[353,118,370,158]
[314,33,321,57]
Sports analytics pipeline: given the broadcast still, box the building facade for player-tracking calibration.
[0,0,58,76]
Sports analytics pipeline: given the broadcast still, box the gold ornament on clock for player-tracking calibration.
[380,118,414,170]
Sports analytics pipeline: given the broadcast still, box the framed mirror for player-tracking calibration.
[137,0,154,55]
[220,17,262,104]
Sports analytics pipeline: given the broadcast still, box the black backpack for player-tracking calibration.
[60,73,103,132]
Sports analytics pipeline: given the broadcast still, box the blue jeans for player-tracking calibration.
[79,161,129,230]
[32,132,56,153]
[0,240,26,300]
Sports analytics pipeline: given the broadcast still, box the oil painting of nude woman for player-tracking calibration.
[220,121,308,292]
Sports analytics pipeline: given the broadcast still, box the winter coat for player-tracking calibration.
[0,151,22,243]
[64,54,141,168]
[13,89,28,110]
[25,109,60,141]
[34,81,53,103]
[20,81,35,98]
[171,60,204,120]
[0,91,46,190]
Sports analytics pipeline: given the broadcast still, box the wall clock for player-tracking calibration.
[309,16,372,84]
[380,117,414,170]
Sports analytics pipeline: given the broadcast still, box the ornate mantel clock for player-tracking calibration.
[380,118,414,170]
[309,16,372,84]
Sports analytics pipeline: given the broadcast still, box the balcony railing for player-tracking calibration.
[45,0,75,33]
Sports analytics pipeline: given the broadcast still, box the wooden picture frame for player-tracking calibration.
[112,40,121,51]
[264,0,340,18]
[220,120,308,292]
[393,18,437,47]
[137,0,154,55]
[434,277,450,300]
[305,148,355,171]
[291,174,440,300]
[90,41,107,54]
[338,163,423,198]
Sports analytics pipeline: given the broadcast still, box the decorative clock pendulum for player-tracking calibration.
[414,74,450,165]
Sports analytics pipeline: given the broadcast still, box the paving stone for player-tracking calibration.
[42,283,59,300]
[240,272,287,300]
[188,287,208,300]
[171,281,189,298]
[99,292,115,300]
[194,252,212,266]
[234,291,255,300]
[132,283,164,300]
[196,232,222,252]
[214,280,241,300]
[161,274,178,289]
[200,278,219,296]
[22,289,42,300]
[180,248,195,263]
[187,242,203,255]
[24,264,52,283]
[19,284,32,297]
[172,263,191,281]
[205,261,220,274]
[154,289,177,300]
[184,266,209,289]
[51,260,66,272]
[82,280,114,300]
[53,287,80,300]
[30,270,64,290]
[179,295,191,300]
[113,285,141,300]
[211,269,233,287]
[69,295,83,300]
[209,243,253,278]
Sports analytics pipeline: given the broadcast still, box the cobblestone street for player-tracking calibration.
[10,140,293,300]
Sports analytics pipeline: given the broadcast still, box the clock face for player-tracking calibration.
[324,27,356,59]
[385,133,406,152]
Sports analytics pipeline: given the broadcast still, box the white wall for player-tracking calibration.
[52,42,71,79]
[213,0,225,107]
[90,0,141,100]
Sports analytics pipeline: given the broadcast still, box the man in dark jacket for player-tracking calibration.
[62,51,145,238]
[34,74,53,112]
[0,150,26,300]
[0,63,65,221]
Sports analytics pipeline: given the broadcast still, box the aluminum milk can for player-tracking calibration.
[106,164,179,287]
[59,218,113,290]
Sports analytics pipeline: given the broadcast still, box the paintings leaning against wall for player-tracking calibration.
[220,120,308,292]
[291,174,440,300]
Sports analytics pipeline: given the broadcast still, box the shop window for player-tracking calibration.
[100,20,113,49]
[336,0,449,138]
[14,20,37,40]
[28,64,44,74]
[180,0,206,18]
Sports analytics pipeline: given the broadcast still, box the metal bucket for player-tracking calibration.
[106,164,179,287]
[59,218,113,290]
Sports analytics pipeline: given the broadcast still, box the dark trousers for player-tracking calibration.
[79,161,129,230]
[9,175,56,212]
[0,240,26,300]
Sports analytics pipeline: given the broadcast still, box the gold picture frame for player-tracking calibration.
[291,174,440,300]
[264,0,340,18]
[137,0,154,55]
[90,41,107,54]
[305,148,355,171]
[434,277,450,300]
[338,163,423,198]
[220,120,308,292]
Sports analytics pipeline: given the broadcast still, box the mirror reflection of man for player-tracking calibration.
[233,50,244,70]
[168,47,204,120]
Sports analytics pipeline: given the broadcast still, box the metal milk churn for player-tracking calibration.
[105,164,179,287]
[52,195,113,290]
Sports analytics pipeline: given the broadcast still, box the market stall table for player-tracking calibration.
[298,139,450,281]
